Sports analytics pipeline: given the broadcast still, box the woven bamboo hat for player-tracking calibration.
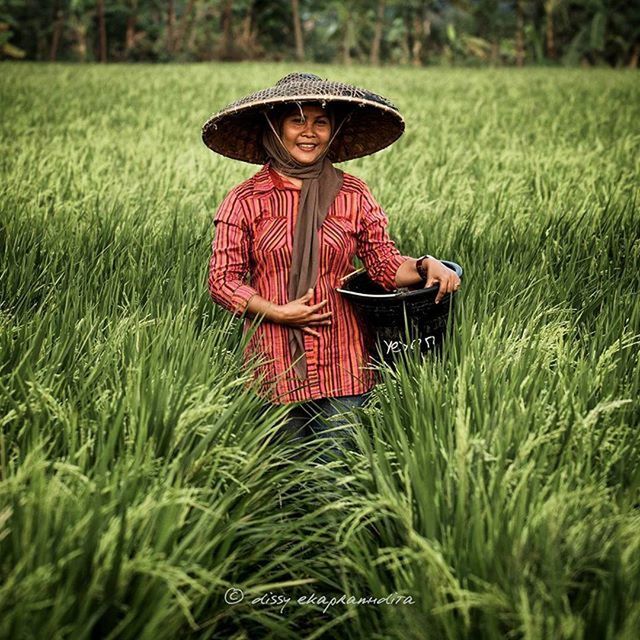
[201,72,404,164]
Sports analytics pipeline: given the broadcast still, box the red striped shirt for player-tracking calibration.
[208,161,411,405]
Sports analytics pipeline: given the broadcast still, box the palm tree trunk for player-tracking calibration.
[125,14,136,54]
[167,0,176,54]
[411,8,425,67]
[369,0,385,65]
[515,0,525,66]
[238,1,259,59]
[97,0,107,62]
[187,1,207,56]
[291,0,304,61]
[174,0,196,54]
[72,18,88,61]
[220,0,234,60]
[544,0,556,60]
[49,7,65,61]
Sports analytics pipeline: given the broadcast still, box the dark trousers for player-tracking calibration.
[268,392,373,464]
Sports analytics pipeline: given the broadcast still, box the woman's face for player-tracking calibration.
[279,104,331,164]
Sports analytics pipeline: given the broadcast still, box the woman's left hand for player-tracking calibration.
[423,258,461,304]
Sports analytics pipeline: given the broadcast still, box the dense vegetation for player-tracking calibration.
[2,0,640,67]
[1,63,639,639]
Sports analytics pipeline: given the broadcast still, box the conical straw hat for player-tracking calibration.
[202,72,404,164]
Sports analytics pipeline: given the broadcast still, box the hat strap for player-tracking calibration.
[322,109,352,158]
[262,111,293,156]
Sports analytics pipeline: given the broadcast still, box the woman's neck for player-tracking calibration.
[272,167,302,189]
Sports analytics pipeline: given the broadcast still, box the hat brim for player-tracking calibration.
[202,87,404,164]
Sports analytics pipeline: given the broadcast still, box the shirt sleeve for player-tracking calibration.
[356,183,411,291]
[208,189,259,317]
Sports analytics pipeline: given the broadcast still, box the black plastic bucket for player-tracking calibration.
[335,260,463,367]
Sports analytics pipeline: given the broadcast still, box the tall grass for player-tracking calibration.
[1,62,639,639]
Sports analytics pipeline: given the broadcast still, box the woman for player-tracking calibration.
[203,73,460,458]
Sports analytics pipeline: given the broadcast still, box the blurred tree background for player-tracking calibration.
[1,0,638,66]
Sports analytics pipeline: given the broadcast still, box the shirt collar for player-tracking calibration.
[252,162,274,193]
[253,160,300,193]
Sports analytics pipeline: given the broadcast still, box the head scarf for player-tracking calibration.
[261,103,349,381]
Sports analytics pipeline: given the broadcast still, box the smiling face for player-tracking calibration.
[279,104,332,164]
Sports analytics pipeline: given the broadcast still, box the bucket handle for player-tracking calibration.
[339,267,365,283]
[340,267,364,282]
[338,266,421,296]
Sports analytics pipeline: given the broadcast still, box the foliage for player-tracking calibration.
[0,0,638,66]
[0,20,25,58]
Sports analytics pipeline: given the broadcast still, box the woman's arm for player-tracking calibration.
[394,257,460,303]
[209,190,332,335]
[355,183,460,303]
[245,289,332,338]
[208,189,260,316]
[356,184,412,291]
[394,259,424,288]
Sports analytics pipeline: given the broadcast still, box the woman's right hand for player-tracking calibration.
[274,288,333,337]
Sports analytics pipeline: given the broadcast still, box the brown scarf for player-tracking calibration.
[261,105,347,381]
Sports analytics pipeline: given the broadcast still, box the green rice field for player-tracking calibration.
[1,62,639,639]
